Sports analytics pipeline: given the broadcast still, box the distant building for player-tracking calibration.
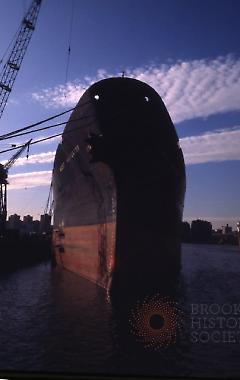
[182,221,191,242]
[23,215,33,224]
[8,214,21,230]
[191,219,212,243]
[40,214,51,234]
[223,224,232,234]
[6,213,52,235]
[33,220,40,234]
[22,214,34,234]
[237,222,240,247]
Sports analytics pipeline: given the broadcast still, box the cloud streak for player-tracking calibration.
[180,126,240,164]
[32,55,240,124]
[8,171,52,190]
[0,151,55,167]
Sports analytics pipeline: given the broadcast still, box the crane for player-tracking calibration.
[0,0,42,121]
[0,139,32,235]
[44,180,54,217]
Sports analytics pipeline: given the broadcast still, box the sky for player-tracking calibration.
[0,0,240,228]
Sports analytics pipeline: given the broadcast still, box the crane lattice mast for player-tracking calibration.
[0,139,32,235]
[0,0,42,121]
[44,180,53,216]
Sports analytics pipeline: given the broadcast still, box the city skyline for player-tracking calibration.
[6,212,239,233]
[0,0,239,228]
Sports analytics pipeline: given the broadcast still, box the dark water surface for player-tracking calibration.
[0,244,240,378]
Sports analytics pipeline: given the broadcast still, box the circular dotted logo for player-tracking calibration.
[129,294,183,350]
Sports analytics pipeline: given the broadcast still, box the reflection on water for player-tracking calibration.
[0,244,240,377]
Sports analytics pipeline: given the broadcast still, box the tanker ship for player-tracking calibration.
[52,77,186,301]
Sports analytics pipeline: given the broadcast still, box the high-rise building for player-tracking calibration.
[40,214,51,234]
[8,214,21,230]
[22,214,34,234]
[33,220,40,234]
[23,215,33,224]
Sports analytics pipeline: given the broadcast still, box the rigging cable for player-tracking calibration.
[0,97,130,142]
[0,114,95,141]
[0,107,74,139]
[0,99,91,140]
[0,103,137,155]
[0,123,94,155]
[0,133,70,155]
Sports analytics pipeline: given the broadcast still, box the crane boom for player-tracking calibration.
[0,0,42,121]
[4,139,32,171]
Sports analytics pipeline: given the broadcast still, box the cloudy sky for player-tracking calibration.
[0,0,240,228]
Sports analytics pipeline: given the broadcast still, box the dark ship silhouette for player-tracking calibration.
[52,77,186,301]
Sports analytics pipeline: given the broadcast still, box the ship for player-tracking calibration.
[52,77,186,302]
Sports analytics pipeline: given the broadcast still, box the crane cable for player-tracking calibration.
[65,0,74,85]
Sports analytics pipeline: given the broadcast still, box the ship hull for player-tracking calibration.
[52,77,186,301]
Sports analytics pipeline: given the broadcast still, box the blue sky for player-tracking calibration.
[0,0,240,228]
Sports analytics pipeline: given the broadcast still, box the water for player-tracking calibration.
[0,244,240,378]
